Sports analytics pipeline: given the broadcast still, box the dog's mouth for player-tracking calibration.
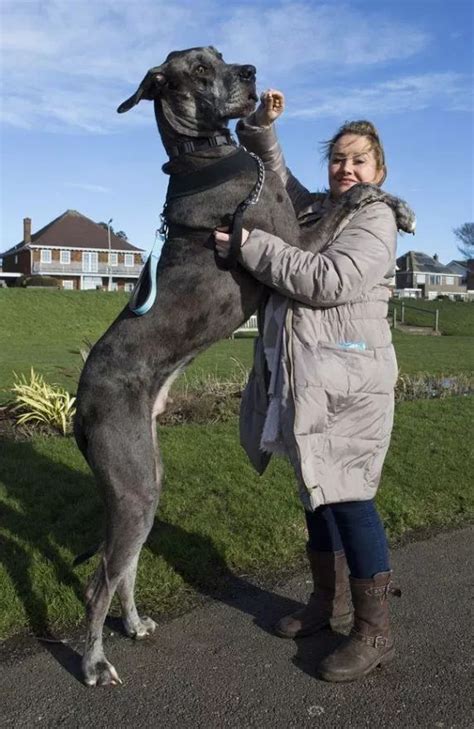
[248,92,258,103]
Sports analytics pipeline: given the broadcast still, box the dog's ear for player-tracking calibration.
[208,46,223,60]
[117,67,167,113]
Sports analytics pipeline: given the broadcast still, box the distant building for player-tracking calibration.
[1,210,145,291]
[395,251,468,300]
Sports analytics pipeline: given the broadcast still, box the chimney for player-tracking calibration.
[433,253,439,262]
[23,217,32,244]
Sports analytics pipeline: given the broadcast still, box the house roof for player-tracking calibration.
[1,210,144,256]
[446,260,468,275]
[397,251,453,274]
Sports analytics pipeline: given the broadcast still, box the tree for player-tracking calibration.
[98,222,128,241]
[453,223,474,259]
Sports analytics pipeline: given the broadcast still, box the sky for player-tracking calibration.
[1,0,473,264]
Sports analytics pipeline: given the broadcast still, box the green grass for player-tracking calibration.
[0,396,472,639]
[390,299,474,336]
[1,290,473,404]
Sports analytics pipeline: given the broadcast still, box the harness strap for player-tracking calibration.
[129,147,265,316]
[166,147,257,200]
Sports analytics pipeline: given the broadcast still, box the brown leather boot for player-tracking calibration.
[274,547,353,639]
[318,570,401,682]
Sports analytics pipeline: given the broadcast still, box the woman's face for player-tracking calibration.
[328,133,383,198]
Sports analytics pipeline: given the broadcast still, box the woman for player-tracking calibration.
[214,91,414,683]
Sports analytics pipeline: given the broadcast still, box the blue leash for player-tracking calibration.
[129,217,166,316]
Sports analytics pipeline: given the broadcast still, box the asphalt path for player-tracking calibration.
[1,527,472,728]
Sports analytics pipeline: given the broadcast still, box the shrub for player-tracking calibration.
[17,275,60,288]
[395,371,473,402]
[11,368,76,435]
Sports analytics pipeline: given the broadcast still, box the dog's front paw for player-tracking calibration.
[341,182,380,208]
[393,199,416,234]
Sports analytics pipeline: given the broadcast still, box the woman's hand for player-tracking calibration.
[254,89,285,126]
[213,227,250,257]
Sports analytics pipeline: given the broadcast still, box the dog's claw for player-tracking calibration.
[126,615,157,640]
[83,660,123,687]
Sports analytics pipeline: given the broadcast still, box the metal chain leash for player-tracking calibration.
[240,151,265,211]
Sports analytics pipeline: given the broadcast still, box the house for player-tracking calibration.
[395,251,468,300]
[1,210,145,291]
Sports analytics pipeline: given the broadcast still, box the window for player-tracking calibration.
[14,255,18,264]
[60,250,71,264]
[124,254,134,267]
[416,274,425,284]
[41,249,52,263]
[124,282,135,293]
[82,251,98,272]
[429,275,441,285]
[62,280,74,290]
[446,276,454,285]
[109,252,118,266]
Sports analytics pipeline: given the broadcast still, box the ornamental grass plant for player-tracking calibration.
[11,368,76,436]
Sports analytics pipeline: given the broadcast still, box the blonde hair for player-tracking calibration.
[322,120,387,185]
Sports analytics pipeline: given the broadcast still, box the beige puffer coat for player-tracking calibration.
[236,117,414,511]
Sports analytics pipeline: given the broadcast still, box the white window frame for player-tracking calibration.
[62,280,74,290]
[124,282,135,293]
[124,253,134,267]
[60,250,71,264]
[109,252,118,266]
[416,274,425,284]
[82,251,98,273]
[445,276,454,285]
[41,249,52,263]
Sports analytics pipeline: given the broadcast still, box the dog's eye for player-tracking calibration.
[195,65,207,75]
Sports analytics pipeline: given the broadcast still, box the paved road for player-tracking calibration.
[1,527,472,728]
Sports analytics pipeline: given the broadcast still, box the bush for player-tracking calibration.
[11,368,76,435]
[17,275,60,288]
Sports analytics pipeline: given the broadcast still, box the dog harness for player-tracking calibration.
[129,145,265,316]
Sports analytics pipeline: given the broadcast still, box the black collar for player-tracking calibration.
[168,131,236,159]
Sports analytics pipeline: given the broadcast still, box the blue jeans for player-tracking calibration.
[305,500,390,579]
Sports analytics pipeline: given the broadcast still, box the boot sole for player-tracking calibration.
[318,647,395,683]
[274,612,353,640]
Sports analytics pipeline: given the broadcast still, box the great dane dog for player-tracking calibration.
[74,46,412,686]
[74,46,301,687]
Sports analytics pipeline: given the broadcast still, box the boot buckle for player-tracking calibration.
[374,635,388,648]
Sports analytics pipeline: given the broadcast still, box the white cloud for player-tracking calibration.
[286,73,473,119]
[1,0,465,134]
[65,182,111,194]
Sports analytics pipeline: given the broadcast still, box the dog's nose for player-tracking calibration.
[239,65,256,81]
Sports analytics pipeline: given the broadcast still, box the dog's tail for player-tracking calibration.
[72,542,103,568]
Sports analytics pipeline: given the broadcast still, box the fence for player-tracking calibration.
[389,301,439,333]
[232,314,258,338]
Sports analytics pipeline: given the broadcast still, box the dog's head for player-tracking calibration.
[117,46,257,138]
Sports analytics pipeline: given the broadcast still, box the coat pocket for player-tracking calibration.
[317,342,397,396]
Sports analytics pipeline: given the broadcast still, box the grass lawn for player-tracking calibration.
[389,299,474,337]
[0,396,472,639]
[1,290,473,402]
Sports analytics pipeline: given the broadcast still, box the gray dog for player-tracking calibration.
[74,46,300,687]
[74,46,413,687]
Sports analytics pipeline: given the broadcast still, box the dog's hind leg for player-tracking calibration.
[116,553,157,639]
[81,416,161,687]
